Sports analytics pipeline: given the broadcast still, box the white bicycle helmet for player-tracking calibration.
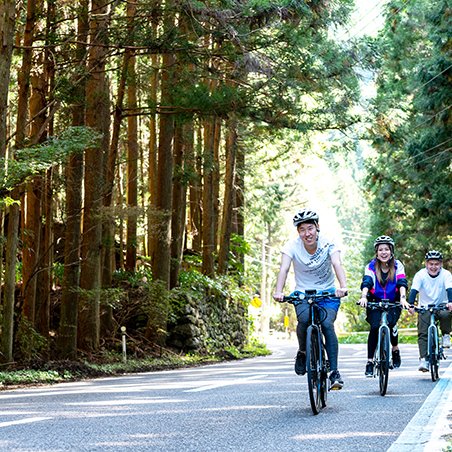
[293,209,319,227]
[425,250,443,260]
[373,235,395,251]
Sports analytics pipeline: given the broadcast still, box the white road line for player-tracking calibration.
[0,417,52,428]
[387,361,452,452]
[185,374,270,392]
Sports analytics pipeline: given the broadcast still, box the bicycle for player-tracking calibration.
[282,289,338,415]
[361,299,401,396]
[413,303,448,382]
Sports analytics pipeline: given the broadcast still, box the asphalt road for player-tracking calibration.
[0,339,446,451]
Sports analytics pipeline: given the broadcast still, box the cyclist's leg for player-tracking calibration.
[295,303,310,352]
[388,307,402,367]
[388,307,402,347]
[437,310,451,336]
[417,311,429,358]
[320,306,338,370]
[366,309,380,360]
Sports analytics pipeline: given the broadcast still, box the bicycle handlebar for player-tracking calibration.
[412,303,449,314]
[356,299,402,310]
[282,290,346,305]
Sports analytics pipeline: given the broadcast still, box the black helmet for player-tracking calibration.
[374,235,395,251]
[425,250,443,261]
[293,209,319,227]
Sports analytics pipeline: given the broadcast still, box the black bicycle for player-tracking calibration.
[283,290,335,415]
[362,300,401,396]
[413,303,448,382]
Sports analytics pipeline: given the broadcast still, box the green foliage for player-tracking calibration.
[0,127,101,192]
[53,262,64,286]
[338,330,418,344]
[224,338,270,359]
[15,318,48,361]
[178,268,251,305]
[113,267,154,288]
[144,280,171,344]
[0,370,65,385]
[365,0,451,276]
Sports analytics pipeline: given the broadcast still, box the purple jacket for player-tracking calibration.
[361,258,408,300]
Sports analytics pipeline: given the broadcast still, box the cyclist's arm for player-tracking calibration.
[273,253,292,301]
[359,274,373,306]
[395,263,409,308]
[331,251,347,297]
[408,288,418,305]
[398,285,410,308]
[447,288,452,310]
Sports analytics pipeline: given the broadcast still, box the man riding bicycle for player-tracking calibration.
[272,208,348,390]
[408,250,452,372]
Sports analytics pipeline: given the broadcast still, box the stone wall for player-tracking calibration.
[167,291,248,353]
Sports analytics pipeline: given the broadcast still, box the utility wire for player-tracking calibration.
[336,0,388,42]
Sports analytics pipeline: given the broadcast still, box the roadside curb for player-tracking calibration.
[388,360,452,452]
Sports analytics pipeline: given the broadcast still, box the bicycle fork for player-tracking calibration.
[375,312,391,375]
[427,315,445,360]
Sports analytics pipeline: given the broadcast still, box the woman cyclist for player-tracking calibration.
[359,236,410,376]
[273,208,348,390]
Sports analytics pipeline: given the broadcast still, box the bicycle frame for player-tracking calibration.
[283,290,333,415]
[363,300,400,396]
[374,310,391,370]
[415,303,447,381]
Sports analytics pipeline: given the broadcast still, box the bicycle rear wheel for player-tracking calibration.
[379,327,390,396]
[429,328,439,382]
[306,325,321,415]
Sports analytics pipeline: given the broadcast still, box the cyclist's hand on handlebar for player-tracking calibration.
[273,292,284,302]
[358,297,368,307]
[335,287,348,298]
[400,299,411,310]
[446,302,452,311]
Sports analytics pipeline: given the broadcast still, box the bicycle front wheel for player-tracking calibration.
[320,341,328,408]
[429,327,439,382]
[379,326,390,396]
[306,325,322,415]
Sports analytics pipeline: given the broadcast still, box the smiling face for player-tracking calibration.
[426,259,442,276]
[297,222,319,252]
[376,244,393,263]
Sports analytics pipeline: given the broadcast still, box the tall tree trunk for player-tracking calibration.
[170,120,192,288]
[100,44,129,338]
[125,0,138,271]
[0,0,15,158]
[36,169,52,338]
[212,117,221,251]
[16,0,38,146]
[101,18,132,335]
[21,176,41,324]
[201,118,216,276]
[218,115,237,274]
[151,50,175,286]
[57,0,88,359]
[0,0,15,315]
[147,52,159,259]
[0,194,20,363]
[78,0,109,352]
[233,137,245,268]
[2,0,39,361]
[35,0,57,339]
[188,126,202,252]
[22,64,47,326]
